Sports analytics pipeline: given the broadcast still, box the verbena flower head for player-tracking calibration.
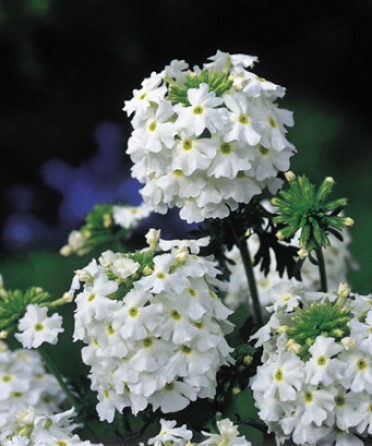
[272,174,354,254]
[0,341,65,428]
[0,407,103,446]
[69,229,234,422]
[250,284,372,445]
[123,50,295,223]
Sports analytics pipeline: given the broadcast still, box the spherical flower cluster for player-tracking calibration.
[0,407,103,446]
[250,284,372,445]
[224,228,355,312]
[69,230,234,422]
[0,341,65,428]
[123,50,295,223]
[147,417,251,446]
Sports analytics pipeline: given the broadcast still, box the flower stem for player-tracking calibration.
[230,222,263,327]
[38,346,81,411]
[315,247,328,292]
[38,346,100,440]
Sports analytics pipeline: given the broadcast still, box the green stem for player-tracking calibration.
[38,346,99,440]
[316,247,328,292]
[38,346,81,410]
[230,222,263,327]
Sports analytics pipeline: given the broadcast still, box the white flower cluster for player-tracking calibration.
[0,407,103,446]
[0,341,65,428]
[146,418,251,446]
[250,285,372,445]
[70,230,234,422]
[124,50,295,223]
[224,228,355,312]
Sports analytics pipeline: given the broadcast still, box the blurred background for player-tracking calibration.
[1,0,371,295]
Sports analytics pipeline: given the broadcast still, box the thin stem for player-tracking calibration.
[38,346,99,440]
[316,247,328,292]
[230,222,263,327]
[38,346,81,410]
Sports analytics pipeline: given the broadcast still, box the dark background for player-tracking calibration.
[0,0,372,293]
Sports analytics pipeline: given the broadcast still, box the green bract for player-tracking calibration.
[80,203,131,252]
[272,174,353,253]
[286,299,350,360]
[0,287,50,335]
[168,69,233,106]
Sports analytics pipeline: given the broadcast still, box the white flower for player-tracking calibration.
[171,132,216,175]
[175,83,225,137]
[15,304,63,349]
[124,71,166,120]
[110,256,140,279]
[133,100,176,152]
[204,49,257,72]
[251,351,304,404]
[224,92,261,145]
[201,418,252,446]
[112,203,152,229]
[148,419,192,446]
[340,350,372,392]
[305,336,345,386]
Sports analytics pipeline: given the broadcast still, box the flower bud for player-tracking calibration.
[344,217,354,227]
[284,170,296,182]
[337,282,351,299]
[297,247,309,259]
[341,336,355,350]
[286,339,301,355]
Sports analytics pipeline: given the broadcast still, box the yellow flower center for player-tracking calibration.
[220,143,232,154]
[274,369,283,382]
[148,120,157,132]
[317,355,327,366]
[107,323,115,335]
[129,306,139,317]
[182,138,193,151]
[259,146,270,156]
[304,391,314,403]
[268,117,278,128]
[357,358,368,371]
[143,337,153,348]
[238,113,249,124]
[193,105,204,115]
[334,395,345,407]
[34,322,44,332]
[172,169,184,177]
[170,309,181,320]
[2,374,12,383]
